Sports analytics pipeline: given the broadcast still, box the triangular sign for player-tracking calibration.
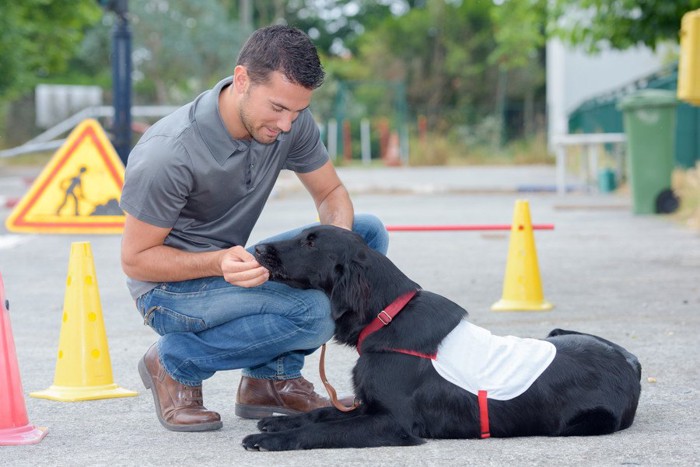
[5,119,125,234]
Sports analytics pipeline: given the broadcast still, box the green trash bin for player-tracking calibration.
[617,89,679,215]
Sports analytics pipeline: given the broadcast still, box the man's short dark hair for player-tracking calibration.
[237,25,325,90]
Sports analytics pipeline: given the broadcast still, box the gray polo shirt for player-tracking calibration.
[120,76,328,299]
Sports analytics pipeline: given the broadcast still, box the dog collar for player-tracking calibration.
[356,289,418,354]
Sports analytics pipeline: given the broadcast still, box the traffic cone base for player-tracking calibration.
[491,298,553,312]
[0,425,48,446]
[30,242,136,401]
[1,271,48,445]
[491,200,554,312]
[30,383,137,402]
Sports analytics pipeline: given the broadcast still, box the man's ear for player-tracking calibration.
[233,65,249,94]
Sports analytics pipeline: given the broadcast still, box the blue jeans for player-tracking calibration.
[135,213,389,386]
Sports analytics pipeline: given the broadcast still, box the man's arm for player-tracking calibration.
[296,160,354,230]
[120,213,268,287]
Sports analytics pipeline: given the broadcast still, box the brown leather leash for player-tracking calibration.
[319,344,360,412]
[318,290,419,413]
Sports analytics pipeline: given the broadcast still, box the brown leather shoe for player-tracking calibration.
[235,375,346,419]
[138,344,222,432]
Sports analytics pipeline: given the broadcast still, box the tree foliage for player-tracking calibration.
[283,0,405,57]
[549,0,700,52]
[490,0,547,69]
[127,0,246,104]
[5,0,696,147]
[0,0,101,99]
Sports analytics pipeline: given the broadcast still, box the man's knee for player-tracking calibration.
[297,289,335,345]
[353,213,389,255]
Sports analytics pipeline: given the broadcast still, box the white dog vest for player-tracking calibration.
[355,291,556,438]
[431,319,556,400]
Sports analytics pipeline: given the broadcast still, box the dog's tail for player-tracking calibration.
[547,328,642,380]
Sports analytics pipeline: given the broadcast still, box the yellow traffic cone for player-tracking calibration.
[30,242,137,401]
[491,200,553,312]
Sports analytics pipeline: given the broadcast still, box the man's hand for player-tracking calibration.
[221,245,269,287]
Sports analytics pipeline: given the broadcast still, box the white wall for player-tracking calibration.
[546,39,671,147]
[35,84,103,129]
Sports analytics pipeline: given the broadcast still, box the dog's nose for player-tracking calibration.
[255,244,272,256]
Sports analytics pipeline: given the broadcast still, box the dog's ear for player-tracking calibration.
[330,260,370,321]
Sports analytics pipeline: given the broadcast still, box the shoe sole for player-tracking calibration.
[234,402,302,419]
[138,356,223,432]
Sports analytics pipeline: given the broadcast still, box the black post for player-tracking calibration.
[110,2,131,165]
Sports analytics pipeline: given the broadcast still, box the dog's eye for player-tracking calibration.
[303,233,316,248]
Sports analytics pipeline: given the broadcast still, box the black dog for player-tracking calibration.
[243,225,641,451]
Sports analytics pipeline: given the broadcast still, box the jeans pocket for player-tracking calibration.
[144,306,208,335]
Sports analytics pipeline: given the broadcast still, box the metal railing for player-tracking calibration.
[551,133,627,194]
[0,105,179,158]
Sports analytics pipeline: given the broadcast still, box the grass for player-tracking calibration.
[0,151,54,168]
[402,131,553,166]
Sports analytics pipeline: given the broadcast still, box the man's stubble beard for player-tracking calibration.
[238,93,276,145]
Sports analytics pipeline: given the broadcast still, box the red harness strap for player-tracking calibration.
[478,390,490,439]
[389,348,437,360]
[394,350,490,439]
[355,289,491,439]
[356,289,418,354]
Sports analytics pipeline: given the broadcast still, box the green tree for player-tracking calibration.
[127,0,246,104]
[490,0,548,140]
[283,0,403,57]
[0,1,101,99]
[550,0,700,52]
[490,0,547,70]
[353,1,500,129]
[218,0,402,58]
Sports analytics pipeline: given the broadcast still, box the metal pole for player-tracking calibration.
[334,82,346,158]
[395,81,409,164]
[327,119,337,161]
[112,9,132,165]
[360,118,371,165]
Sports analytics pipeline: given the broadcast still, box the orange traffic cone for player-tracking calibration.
[0,272,48,445]
[383,132,401,166]
[30,242,137,401]
[491,200,553,312]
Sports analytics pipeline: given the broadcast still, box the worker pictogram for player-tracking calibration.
[5,119,125,234]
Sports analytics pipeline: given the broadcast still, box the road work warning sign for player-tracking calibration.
[5,119,126,234]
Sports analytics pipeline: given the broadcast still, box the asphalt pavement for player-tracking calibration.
[1,164,699,466]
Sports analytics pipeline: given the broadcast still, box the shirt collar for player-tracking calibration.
[193,76,249,164]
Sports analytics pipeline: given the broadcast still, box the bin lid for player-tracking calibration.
[617,89,678,110]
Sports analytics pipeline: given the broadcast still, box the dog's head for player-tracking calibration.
[255,225,417,340]
[254,225,366,293]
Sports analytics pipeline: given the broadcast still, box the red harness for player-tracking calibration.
[356,289,418,354]
[356,289,491,439]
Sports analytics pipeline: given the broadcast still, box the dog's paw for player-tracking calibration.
[257,415,304,432]
[242,433,268,451]
[242,433,296,451]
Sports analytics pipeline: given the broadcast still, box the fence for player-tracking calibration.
[568,63,700,169]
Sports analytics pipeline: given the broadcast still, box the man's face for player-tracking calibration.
[239,70,313,145]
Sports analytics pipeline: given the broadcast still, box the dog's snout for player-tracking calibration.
[255,244,274,256]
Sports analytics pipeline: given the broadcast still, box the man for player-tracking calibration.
[120,25,388,432]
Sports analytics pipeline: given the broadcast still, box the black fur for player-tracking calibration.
[242,225,641,451]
